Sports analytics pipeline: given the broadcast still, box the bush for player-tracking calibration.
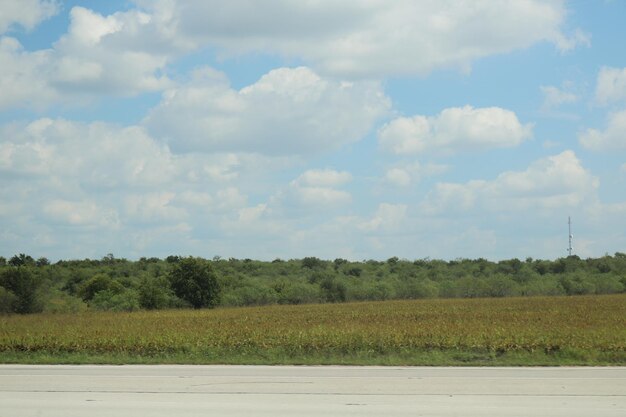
[138,275,175,309]
[302,257,324,269]
[484,274,520,297]
[397,278,440,299]
[221,281,278,306]
[79,274,124,301]
[277,281,320,305]
[320,277,347,302]
[43,291,88,314]
[591,275,624,294]
[91,289,140,312]
[0,287,17,314]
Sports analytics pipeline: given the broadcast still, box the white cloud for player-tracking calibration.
[551,28,591,52]
[423,151,598,214]
[141,0,585,77]
[294,187,352,207]
[50,7,173,94]
[0,6,175,109]
[145,66,390,155]
[359,203,407,233]
[0,37,57,109]
[124,192,185,223]
[0,116,264,258]
[43,199,120,229]
[378,106,532,155]
[0,1,588,109]
[595,67,626,105]
[385,168,412,187]
[0,119,270,227]
[384,162,447,187]
[0,118,177,187]
[293,169,352,187]
[540,85,578,110]
[579,110,626,150]
[0,0,58,33]
[214,188,248,212]
[286,169,353,208]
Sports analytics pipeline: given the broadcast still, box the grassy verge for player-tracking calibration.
[1,348,624,366]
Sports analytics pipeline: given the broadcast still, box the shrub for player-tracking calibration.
[79,274,124,301]
[0,287,17,314]
[91,289,140,312]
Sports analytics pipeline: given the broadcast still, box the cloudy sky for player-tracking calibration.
[1,0,625,261]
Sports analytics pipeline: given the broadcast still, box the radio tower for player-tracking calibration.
[567,216,573,257]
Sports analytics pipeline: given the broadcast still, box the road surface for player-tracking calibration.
[0,365,625,416]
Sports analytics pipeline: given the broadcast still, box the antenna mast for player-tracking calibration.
[567,216,573,257]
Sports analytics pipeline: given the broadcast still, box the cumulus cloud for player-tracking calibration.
[378,106,532,155]
[49,7,174,94]
[0,118,177,187]
[0,117,261,257]
[145,66,390,155]
[423,151,598,214]
[595,67,626,105]
[579,110,626,150]
[0,1,588,109]
[138,0,585,77]
[0,37,57,109]
[0,6,176,109]
[0,0,58,33]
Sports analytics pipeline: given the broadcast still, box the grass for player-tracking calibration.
[1,294,625,366]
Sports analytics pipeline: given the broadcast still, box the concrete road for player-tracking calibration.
[0,365,625,416]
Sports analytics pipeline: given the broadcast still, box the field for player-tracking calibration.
[1,294,625,365]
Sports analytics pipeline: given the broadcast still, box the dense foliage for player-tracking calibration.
[0,253,625,314]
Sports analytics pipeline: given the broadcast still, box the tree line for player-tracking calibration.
[1,253,625,314]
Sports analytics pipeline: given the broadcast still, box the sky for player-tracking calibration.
[0,0,625,262]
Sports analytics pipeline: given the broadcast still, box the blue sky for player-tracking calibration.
[1,0,625,261]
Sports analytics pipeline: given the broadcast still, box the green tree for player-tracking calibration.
[301,257,323,269]
[168,257,220,308]
[36,257,50,267]
[8,254,35,267]
[0,267,43,314]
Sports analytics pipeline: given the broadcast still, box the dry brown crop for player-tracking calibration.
[1,295,624,363]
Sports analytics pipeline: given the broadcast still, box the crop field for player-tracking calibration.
[1,294,625,365]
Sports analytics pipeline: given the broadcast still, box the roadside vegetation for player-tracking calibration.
[1,253,625,314]
[1,294,624,365]
[1,253,624,365]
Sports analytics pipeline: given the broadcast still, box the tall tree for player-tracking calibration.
[168,257,220,309]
